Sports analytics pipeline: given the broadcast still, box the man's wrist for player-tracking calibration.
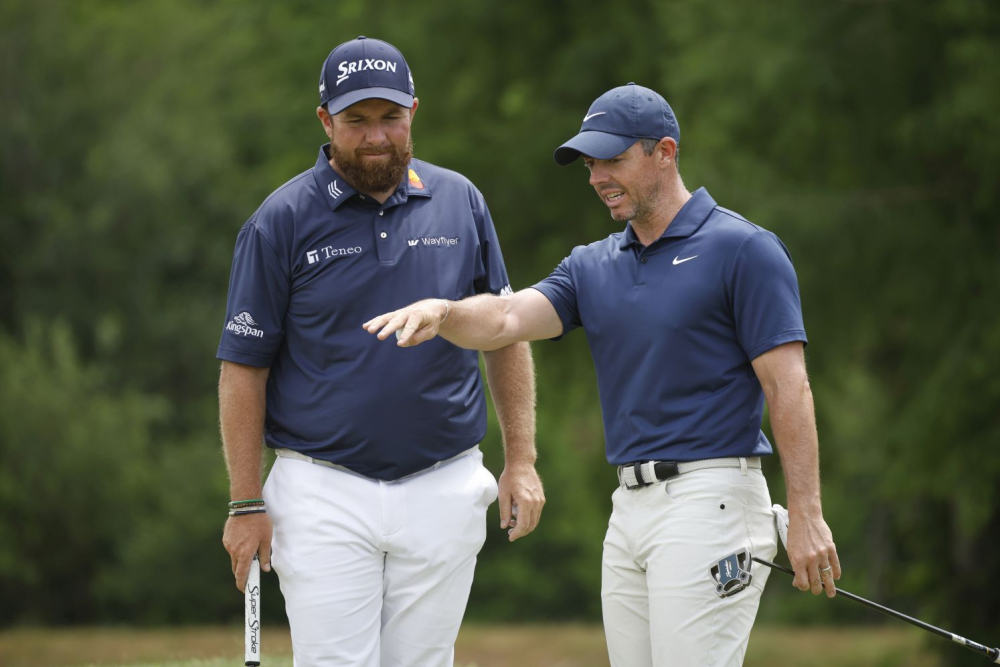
[436,298,450,324]
[503,455,538,468]
[230,487,264,501]
[787,496,823,517]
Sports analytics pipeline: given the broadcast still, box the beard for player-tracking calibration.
[328,135,414,194]
[607,177,662,224]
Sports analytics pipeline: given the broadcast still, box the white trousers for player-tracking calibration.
[602,465,778,667]
[263,448,498,667]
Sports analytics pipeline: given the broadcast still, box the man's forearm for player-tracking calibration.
[482,342,537,464]
[754,342,839,594]
[219,361,270,500]
[483,340,545,540]
[768,377,822,516]
[438,294,519,351]
[366,287,562,350]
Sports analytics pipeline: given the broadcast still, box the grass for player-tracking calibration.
[0,624,941,667]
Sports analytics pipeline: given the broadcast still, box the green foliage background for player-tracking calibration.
[2,0,998,663]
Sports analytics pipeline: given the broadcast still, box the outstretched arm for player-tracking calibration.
[363,288,563,351]
[752,341,840,598]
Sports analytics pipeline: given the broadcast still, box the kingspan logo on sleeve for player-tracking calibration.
[227,312,264,338]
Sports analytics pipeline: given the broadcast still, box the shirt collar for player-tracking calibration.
[402,162,432,200]
[313,145,358,211]
[312,144,432,212]
[618,187,717,250]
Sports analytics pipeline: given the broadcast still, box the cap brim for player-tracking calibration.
[328,87,414,115]
[553,132,639,166]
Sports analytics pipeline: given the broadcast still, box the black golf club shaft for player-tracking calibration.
[752,557,1000,663]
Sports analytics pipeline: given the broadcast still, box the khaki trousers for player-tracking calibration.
[602,465,778,667]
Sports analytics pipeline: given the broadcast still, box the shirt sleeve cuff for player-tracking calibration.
[216,347,273,368]
[527,285,575,341]
[745,330,808,361]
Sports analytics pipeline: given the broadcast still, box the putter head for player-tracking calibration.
[773,504,789,551]
[710,548,753,598]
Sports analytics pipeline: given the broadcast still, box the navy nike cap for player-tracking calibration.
[319,36,415,115]
[554,83,679,165]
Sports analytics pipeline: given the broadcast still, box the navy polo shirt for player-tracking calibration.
[217,145,512,481]
[532,188,807,465]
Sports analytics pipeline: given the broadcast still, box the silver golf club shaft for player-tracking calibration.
[752,557,1000,663]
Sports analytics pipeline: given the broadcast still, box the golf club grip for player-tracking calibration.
[752,557,1000,662]
[245,555,261,666]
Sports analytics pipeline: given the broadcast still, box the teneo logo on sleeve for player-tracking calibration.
[227,312,264,338]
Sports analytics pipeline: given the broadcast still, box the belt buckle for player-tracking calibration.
[619,461,652,489]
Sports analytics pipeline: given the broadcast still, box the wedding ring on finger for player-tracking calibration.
[820,565,833,574]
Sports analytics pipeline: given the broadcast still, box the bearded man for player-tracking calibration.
[216,36,543,667]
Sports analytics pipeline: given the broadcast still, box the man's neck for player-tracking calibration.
[630,183,692,247]
[327,156,396,205]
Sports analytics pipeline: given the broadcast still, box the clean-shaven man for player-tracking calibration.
[365,83,839,667]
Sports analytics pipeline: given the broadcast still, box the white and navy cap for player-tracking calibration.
[319,36,415,115]
[554,83,679,165]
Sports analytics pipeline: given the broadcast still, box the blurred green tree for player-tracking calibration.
[1,3,998,662]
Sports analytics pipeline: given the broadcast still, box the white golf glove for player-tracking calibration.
[772,504,790,551]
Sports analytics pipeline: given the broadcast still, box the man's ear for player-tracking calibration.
[317,106,334,138]
[658,137,678,165]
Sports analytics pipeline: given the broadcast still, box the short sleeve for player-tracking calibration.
[730,231,808,360]
[471,189,512,296]
[216,222,290,367]
[530,255,582,339]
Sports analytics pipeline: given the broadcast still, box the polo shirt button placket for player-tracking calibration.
[380,231,387,239]
[634,252,648,286]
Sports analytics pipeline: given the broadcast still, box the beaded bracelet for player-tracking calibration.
[229,499,265,509]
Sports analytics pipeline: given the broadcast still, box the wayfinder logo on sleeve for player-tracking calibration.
[227,312,264,338]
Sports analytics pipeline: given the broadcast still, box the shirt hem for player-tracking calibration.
[271,438,484,482]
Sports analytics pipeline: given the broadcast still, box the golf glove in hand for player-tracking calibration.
[772,504,790,551]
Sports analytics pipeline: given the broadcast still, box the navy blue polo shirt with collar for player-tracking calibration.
[532,187,807,465]
[217,144,512,481]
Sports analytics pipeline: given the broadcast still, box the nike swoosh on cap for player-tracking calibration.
[583,112,606,122]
